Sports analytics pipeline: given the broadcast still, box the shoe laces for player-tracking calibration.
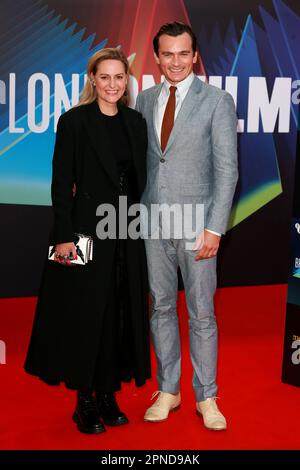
[203,396,219,402]
[150,391,161,401]
[204,397,223,416]
[150,390,175,407]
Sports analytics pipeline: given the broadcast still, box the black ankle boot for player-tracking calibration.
[96,392,129,426]
[73,391,106,434]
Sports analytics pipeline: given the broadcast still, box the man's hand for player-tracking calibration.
[194,230,221,261]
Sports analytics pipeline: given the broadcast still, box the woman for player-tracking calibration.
[24,48,150,434]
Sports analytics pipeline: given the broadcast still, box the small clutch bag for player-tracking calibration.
[48,233,93,265]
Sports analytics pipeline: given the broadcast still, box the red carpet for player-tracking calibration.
[0,284,299,450]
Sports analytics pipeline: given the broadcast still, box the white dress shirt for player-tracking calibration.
[155,73,221,238]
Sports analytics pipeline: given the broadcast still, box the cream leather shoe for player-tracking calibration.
[196,398,227,431]
[144,391,181,422]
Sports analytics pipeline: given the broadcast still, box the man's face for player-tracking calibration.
[155,32,197,85]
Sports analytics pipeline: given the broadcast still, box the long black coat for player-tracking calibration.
[24,101,151,389]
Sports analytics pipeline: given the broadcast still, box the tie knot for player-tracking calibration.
[169,86,177,95]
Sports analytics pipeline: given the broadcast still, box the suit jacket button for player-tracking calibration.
[160,158,166,163]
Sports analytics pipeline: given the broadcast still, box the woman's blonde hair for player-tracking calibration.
[78,48,129,106]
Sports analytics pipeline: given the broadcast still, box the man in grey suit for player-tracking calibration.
[136,22,238,431]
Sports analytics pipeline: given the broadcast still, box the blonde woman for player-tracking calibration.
[24,48,150,434]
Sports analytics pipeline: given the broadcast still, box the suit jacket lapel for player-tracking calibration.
[164,76,204,154]
[118,103,144,194]
[84,101,119,188]
[151,84,163,154]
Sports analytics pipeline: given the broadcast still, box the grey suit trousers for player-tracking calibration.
[145,236,218,402]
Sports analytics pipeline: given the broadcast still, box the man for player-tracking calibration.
[136,22,238,431]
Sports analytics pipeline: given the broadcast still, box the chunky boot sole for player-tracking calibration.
[72,412,106,434]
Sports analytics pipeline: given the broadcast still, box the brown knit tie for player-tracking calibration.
[160,86,177,152]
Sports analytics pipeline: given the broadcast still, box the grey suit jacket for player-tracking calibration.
[136,76,238,237]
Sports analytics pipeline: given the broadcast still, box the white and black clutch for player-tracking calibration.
[48,233,93,265]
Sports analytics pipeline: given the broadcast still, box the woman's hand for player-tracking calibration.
[54,242,77,266]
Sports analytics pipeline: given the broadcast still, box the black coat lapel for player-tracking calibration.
[118,103,145,195]
[84,101,119,189]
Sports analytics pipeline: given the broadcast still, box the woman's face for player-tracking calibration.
[92,59,128,106]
